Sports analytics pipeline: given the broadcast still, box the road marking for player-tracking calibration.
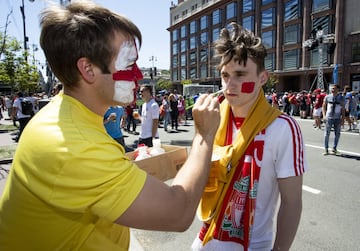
[302,185,321,194]
[305,144,360,157]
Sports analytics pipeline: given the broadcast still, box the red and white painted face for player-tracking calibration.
[220,58,267,108]
[112,40,143,104]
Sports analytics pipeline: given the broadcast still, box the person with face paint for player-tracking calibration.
[192,23,308,251]
[0,1,220,250]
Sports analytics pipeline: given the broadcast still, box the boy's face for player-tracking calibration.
[220,58,267,108]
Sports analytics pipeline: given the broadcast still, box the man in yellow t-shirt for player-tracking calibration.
[0,1,221,250]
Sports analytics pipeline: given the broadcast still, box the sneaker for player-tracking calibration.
[332,148,339,155]
[323,149,329,156]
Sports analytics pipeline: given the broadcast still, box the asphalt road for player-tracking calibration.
[1,116,359,251]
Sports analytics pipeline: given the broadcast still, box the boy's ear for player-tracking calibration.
[260,71,269,85]
[77,57,95,82]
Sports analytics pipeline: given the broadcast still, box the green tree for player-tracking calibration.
[156,78,172,92]
[0,32,40,93]
[264,73,279,92]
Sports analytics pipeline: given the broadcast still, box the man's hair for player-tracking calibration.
[214,22,267,74]
[141,85,152,94]
[39,0,142,89]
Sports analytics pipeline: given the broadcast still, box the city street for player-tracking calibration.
[0,116,359,250]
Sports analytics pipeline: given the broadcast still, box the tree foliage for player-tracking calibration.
[264,73,279,92]
[0,32,40,93]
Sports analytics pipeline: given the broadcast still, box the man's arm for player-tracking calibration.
[273,175,303,250]
[322,97,327,120]
[115,94,220,231]
[152,118,159,138]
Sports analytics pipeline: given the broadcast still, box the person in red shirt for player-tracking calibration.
[312,88,326,129]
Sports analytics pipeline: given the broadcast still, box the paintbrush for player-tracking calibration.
[185,89,224,110]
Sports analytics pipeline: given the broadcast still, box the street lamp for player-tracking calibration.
[20,0,70,61]
[303,26,336,91]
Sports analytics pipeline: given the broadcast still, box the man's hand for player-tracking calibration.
[192,94,220,141]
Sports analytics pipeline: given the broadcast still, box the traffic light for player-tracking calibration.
[153,67,157,76]
[149,67,153,79]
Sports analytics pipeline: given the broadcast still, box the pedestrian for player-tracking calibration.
[103,105,130,152]
[11,91,32,142]
[125,103,138,134]
[169,93,179,131]
[312,88,325,129]
[138,84,160,147]
[322,84,345,155]
[344,85,356,131]
[0,1,221,250]
[161,92,171,132]
[192,22,307,251]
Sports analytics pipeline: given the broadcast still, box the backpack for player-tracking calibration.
[21,98,33,116]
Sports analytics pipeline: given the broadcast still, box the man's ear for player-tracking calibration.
[77,57,95,82]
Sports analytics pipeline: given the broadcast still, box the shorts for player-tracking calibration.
[313,107,322,117]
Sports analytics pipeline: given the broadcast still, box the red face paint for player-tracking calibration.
[241,82,255,93]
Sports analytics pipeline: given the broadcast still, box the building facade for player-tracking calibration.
[168,0,360,93]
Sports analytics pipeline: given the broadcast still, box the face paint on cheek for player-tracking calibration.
[241,82,255,93]
[113,81,135,104]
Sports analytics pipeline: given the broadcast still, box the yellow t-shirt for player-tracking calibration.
[0,93,147,250]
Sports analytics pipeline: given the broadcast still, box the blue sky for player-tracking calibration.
[0,0,172,69]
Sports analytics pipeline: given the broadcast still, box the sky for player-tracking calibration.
[0,0,173,69]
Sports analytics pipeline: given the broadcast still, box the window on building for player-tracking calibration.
[172,70,178,81]
[200,48,208,62]
[181,25,187,38]
[262,30,274,48]
[243,0,254,13]
[200,32,208,46]
[172,55,178,68]
[190,36,197,50]
[190,67,197,79]
[212,9,221,25]
[190,21,197,34]
[200,16,208,30]
[312,0,330,13]
[172,43,178,55]
[182,9,188,17]
[312,15,330,35]
[262,0,274,5]
[181,68,186,80]
[243,16,254,31]
[284,0,299,21]
[172,29,178,42]
[212,27,220,41]
[352,42,360,62]
[190,51,197,65]
[226,2,236,20]
[200,64,208,78]
[283,49,299,69]
[265,52,275,71]
[181,40,187,53]
[284,24,300,44]
[181,54,187,67]
[262,8,275,28]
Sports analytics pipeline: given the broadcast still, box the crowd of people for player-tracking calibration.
[266,86,359,131]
